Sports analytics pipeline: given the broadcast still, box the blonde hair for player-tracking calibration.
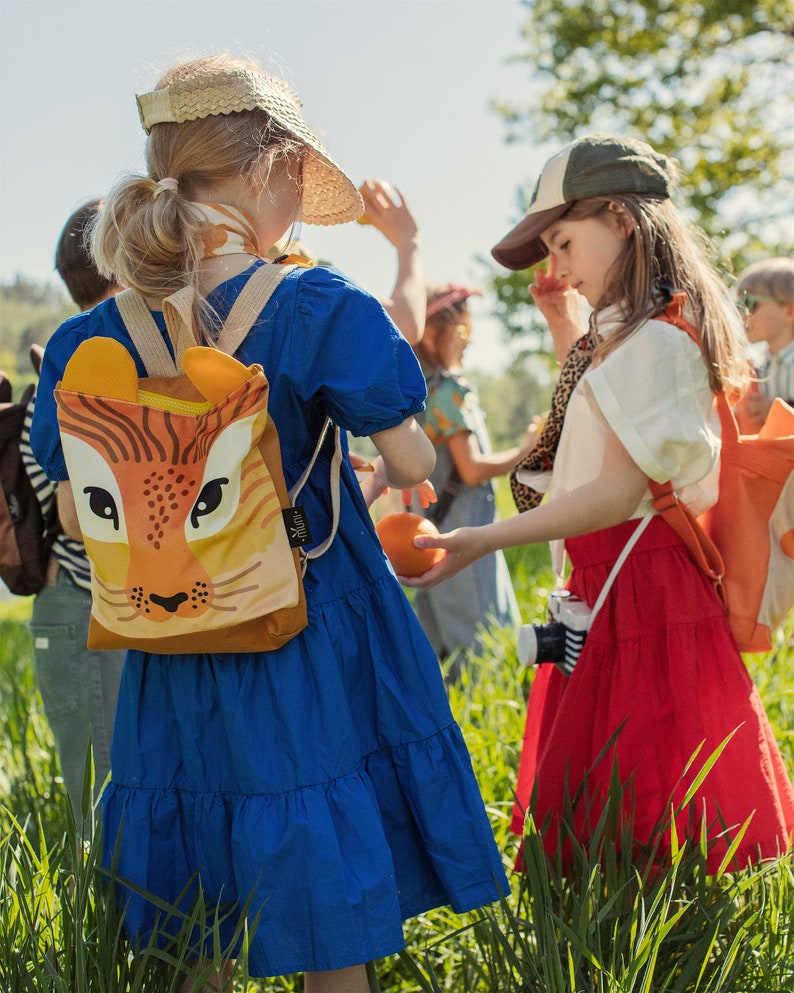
[566,195,749,397]
[91,55,304,339]
[736,257,794,305]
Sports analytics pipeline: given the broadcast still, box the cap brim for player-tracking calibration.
[491,203,570,270]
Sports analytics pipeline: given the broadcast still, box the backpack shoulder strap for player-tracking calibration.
[656,291,700,344]
[649,292,727,604]
[115,262,340,568]
[216,262,296,355]
[288,417,343,570]
[649,478,726,601]
[115,289,179,376]
[115,262,298,375]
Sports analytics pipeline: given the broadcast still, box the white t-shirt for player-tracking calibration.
[545,309,721,574]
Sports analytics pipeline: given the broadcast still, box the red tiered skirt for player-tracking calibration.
[512,517,794,873]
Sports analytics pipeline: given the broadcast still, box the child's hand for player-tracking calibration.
[401,480,437,510]
[349,453,374,473]
[736,390,773,429]
[358,457,437,511]
[522,415,545,454]
[358,180,419,249]
[529,255,586,355]
[531,252,570,296]
[398,526,481,589]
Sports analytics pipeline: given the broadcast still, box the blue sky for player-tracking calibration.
[1,0,548,372]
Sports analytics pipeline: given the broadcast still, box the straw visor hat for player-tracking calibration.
[137,68,363,226]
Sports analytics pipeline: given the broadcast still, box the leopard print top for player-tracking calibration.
[509,330,597,512]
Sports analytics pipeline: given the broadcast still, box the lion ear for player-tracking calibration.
[182,347,256,404]
[60,338,140,401]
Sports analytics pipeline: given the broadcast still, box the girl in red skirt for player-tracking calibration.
[404,134,794,873]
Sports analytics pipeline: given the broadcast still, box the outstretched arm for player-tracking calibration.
[401,422,647,588]
[446,423,540,487]
[360,180,425,345]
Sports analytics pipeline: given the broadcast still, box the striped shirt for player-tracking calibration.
[757,339,794,406]
[20,393,91,590]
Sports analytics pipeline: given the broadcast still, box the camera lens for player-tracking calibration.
[517,622,566,667]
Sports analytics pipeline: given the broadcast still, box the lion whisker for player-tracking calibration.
[98,592,135,607]
[207,561,262,589]
[212,585,258,600]
[95,576,136,596]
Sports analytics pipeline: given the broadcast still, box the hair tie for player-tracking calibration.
[153,177,179,199]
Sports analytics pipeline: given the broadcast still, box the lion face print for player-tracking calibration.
[55,339,300,644]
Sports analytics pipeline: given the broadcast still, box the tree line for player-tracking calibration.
[3,2,790,443]
[488,0,793,337]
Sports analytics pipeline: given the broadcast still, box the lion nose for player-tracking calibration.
[149,592,189,613]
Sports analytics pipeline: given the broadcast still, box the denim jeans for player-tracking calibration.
[29,567,126,824]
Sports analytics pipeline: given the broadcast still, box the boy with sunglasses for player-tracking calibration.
[735,257,794,428]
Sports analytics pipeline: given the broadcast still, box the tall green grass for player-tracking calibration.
[1,599,792,991]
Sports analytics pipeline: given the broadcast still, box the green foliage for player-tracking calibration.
[0,617,67,850]
[494,0,794,271]
[469,357,555,450]
[0,278,74,396]
[1,601,792,991]
[0,804,271,993]
[401,807,794,991]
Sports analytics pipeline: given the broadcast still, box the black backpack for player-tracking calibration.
[0,345,58,596]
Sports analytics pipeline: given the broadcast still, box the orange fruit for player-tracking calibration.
[375,512,445,577]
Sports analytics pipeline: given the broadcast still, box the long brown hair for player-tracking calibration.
[566,195,748,397]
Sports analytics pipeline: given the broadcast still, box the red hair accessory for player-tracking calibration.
[425,284,483,319]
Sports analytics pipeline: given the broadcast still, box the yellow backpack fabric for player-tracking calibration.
[54,264,340,654]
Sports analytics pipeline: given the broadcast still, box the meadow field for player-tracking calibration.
[1,545,792,992]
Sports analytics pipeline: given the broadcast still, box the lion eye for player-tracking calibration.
[190,477,229,529]
[84,486,119,531]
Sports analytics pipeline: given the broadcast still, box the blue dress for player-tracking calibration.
[31,263,508,978]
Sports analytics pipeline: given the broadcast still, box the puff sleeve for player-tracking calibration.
[276,266,426,436]
[585,318,720,487]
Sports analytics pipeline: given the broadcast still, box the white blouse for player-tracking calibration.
[535,309,721,575]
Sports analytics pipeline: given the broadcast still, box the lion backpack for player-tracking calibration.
[54,263,341,654]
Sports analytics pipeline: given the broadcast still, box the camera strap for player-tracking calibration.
[588,513,653,626]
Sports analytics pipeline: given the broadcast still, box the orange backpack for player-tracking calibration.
[650,295,794,653]
[54,264,341,654]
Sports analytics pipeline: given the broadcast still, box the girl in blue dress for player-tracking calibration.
[31,54,506,991]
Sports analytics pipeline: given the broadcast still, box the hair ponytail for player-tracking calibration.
[91,55,306,343]
[91,175,211,340]
[93,177,206,295]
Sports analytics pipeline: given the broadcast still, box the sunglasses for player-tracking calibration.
[739,292,778,314]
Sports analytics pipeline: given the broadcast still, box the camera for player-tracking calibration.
[516,590,592,676]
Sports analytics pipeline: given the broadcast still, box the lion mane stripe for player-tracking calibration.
[56,393,182,463]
